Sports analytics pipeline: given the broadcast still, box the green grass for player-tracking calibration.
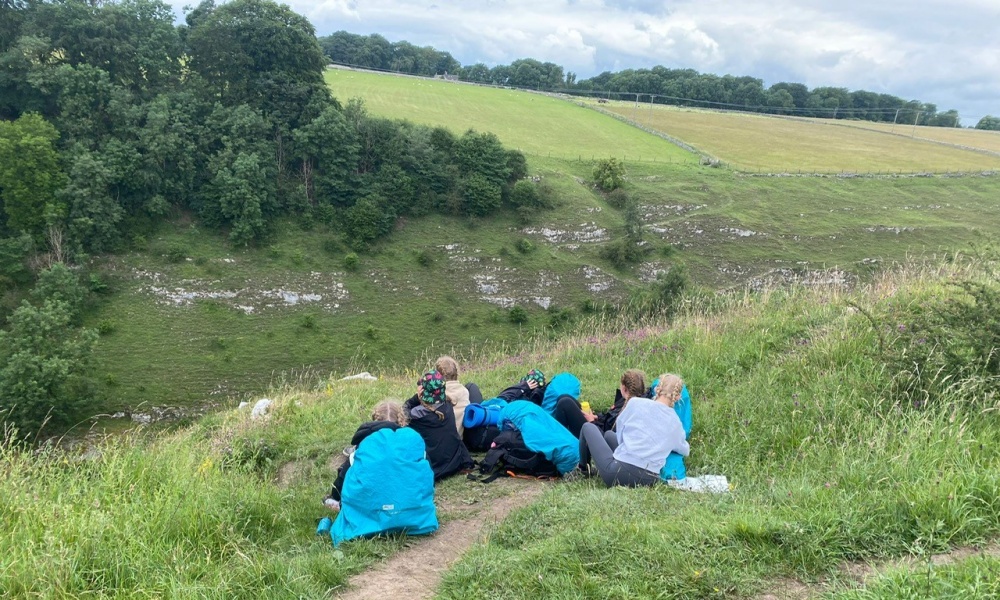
[325,69,697,163]
[595,101,1000,172]
[7,258,1000,598]
[827,555,1000,599]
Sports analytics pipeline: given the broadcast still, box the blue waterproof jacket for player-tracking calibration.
[656,383,692,480]
[541,372,581,416]
[329,427,438,546]
[500,400,580,474]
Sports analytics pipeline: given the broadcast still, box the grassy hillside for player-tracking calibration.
[594,101,1000,173]
[80,69,1000,416]
[7,258,1000,598]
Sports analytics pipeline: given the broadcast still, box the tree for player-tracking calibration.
[975,115,1000,131]
[460,173,502,217]
[0,298,97,434]
[453,130,510,189]
[593,157,626,191]
[186,0,330,132]
[0,113,67,238]
[344,195,394,249]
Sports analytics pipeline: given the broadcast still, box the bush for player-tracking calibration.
[593,157,626,191]
[0,299,98,434]
[166,245,188,263]
[606,187,631,209]
[343,252,360,272]
[344,196,395,250]
[600,238,649,269]
[510,180,541,210]
[460,173,503,217]
[97,320,116,336]
[547,305,575,329]
[508,306,529,325]
[629,265,689,317]
[415,249,435,267]
[516,239,534,254]
[875,270,1000,408]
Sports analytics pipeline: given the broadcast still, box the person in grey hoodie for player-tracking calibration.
[577,373,689,488]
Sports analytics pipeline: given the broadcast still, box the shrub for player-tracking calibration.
[97,320,116,336]
[547,305,575,329]
[875,269,1000,408]
[516,239,534,254]
[415,249,435,267]
[344,196,395,250]
[593,157,626,191]
[606,188,631,209]
[460,173,503,217]
[508,306,529,325]
[343,252,360,272]
[600,238,649,269]
[299,314,317,329]
[166,245,188,263]
[510,180,541,210]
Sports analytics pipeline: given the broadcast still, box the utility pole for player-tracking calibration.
[890,108,901,133]
[911,111,922,137]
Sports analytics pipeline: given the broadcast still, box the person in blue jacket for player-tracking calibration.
[577,373,689,488]
[324,400,408,511]
[543,372,593,437]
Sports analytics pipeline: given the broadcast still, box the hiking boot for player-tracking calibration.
[562,467,587,482]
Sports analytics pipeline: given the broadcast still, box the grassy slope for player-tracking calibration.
[7,261,1000,598]
[593,101,1000,172]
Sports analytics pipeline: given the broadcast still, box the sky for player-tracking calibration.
[175,0,1000,126]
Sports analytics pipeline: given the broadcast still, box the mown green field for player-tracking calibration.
[325,69,696,163]
[594,100,1000,172]
[9,259,1000,598]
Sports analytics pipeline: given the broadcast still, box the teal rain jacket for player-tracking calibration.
[329,427,438,546]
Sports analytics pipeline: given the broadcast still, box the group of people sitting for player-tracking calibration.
[320,356,692,545]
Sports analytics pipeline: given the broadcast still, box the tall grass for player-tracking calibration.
[4,258,1000,597]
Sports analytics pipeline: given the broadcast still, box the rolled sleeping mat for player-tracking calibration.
[464,403,502,429]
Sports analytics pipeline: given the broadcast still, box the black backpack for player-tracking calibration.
[464,424,502,453]
[474,430,560,482]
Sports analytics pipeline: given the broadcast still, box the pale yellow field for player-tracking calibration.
[595,100,1000,172]
[792,117,1000,154]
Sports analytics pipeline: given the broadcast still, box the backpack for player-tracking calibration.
[464,424,502,453]
[475,430,560,482]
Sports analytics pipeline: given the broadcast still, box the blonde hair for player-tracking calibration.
[434,356,460,381]
[371,400,408,427]
[654,374,684,407]
[620,369,646,399]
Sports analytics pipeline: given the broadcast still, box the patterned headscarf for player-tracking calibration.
[418,369,446,405]
[521,369,546,387]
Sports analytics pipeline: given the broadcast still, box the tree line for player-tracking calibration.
[319,32,990,128]
[0,0,534,435]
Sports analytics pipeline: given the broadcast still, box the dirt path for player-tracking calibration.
[334,480,547,600]
[756,542,1000,599]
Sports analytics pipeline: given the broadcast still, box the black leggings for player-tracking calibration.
[553,396,588,437]
[578,423,660,488]
[466,382,484,404]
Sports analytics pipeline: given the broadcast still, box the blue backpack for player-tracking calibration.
[329,427,438,546]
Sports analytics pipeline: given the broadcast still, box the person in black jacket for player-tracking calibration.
[325,400,408,510]
[492,369,547,405]
[404,369,474,481]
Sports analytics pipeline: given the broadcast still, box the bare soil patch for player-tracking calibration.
[753,542,1000,599]
[334,479,548,600]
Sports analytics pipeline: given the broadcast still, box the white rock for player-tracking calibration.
[340,372,377,382]
[251,398,272,419]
